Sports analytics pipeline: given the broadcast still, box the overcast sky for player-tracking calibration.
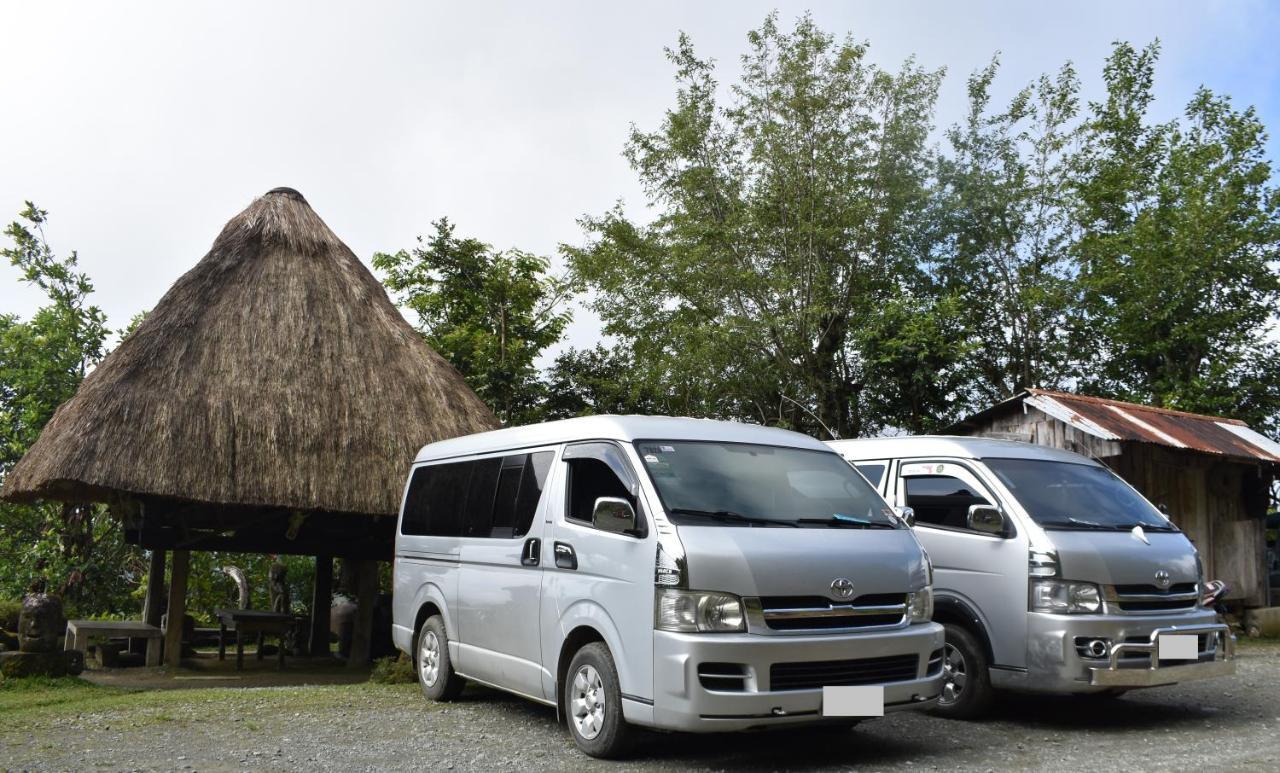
[2,1,1278,358]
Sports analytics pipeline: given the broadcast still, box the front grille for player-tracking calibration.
[770,654,919,691]
[758,594,907,631]
[1112,583,1198,613]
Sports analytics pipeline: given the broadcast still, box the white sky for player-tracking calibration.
[2,1,1278,359]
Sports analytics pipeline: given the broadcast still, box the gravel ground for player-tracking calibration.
[4,642,1279,771]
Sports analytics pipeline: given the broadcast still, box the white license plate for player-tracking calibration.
[822,685,884,717]
[1158,634,1198,660]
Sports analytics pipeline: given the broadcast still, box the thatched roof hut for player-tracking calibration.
[2,187,498,560]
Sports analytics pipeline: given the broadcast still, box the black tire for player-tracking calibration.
[563,642,633,759]
[931,623,994,719]
[416,615,465,702]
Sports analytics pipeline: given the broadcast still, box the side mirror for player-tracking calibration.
[967,504,1005,535]
[894,506,916,527]
[593,496,637,535]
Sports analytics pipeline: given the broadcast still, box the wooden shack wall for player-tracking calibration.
[962,409,1268,606]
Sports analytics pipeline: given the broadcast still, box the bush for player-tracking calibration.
[0,599,21,632]
[369,654,415,685]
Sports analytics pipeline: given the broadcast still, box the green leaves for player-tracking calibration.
[373,218,573,425]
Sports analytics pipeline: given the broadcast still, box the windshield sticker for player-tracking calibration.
[644,454,660,464]
[660,445,676,453]
[901,462,947,477]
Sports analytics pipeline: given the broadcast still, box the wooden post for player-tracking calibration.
[309,555,333,657]
[347,560,378,668]
[164,549,190,667]
[142,550,166,628]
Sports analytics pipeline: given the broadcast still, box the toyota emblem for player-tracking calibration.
[1154,569,1172,589]
[831,577,855,599]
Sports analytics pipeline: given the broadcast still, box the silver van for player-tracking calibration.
[393,416,944,757]
[828,436,1235,718]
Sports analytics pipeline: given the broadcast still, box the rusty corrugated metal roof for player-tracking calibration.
[1017,389,1280,463]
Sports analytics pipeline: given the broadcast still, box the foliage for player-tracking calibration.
[369,653,416,684]
[374,219,573,425]
[1071,42,1280,433]
[568,13,943,437]
[0,203,140,615]
[541,346,665,419]
[179,553,318,626]
[933,57,1080,403]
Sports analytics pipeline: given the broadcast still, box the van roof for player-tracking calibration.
[414,415,832,463]
[826,435,1096,465]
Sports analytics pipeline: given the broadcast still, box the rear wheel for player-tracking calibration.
[417,615,465,701]
[932,623,994,719]
[564,642,633,759]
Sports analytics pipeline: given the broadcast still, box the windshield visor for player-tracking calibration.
[635,440,900,528]
[984,457,1172,531]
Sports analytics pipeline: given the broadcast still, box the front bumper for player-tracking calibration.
[1003,609,1235,694]
[647,622,945,732]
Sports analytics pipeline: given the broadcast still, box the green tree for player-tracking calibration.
[541,346,665,419]
[934,57,1080,404]
[0,203,139,613]
[374,219,573,425]
[569,13,943,436]
[1072,42,1280,431]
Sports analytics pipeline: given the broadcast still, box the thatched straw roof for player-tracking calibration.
[2,188,498,517]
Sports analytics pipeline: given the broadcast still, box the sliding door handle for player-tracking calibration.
[521,538,541,566]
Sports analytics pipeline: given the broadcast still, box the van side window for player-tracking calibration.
[401,461,472,536]
[854,463,886,487]
[567,458,634,524]
[463,457,503,537]
[491,451,554,538]
[904,475,992,531]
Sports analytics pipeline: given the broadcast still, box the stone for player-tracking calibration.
[0,649,84,678]
[18,593,65,653]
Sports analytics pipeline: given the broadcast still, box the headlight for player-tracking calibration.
[1029,579,1101,614]
[907,587,933,623]
[655,588,745,632]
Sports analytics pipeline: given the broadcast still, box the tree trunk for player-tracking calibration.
[346,560,378,668]
[142,550,166,628]
[309,555,333,657]
[163,550,190,667]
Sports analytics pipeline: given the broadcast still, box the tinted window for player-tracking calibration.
[463,457,502,537]
[511,451,554,537]
[855,463,885,487]
[401,461,472,536]
[904,475,991,530]
[489,461,525,539]
[567,458,633,523]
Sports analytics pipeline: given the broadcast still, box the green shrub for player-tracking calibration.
[0,599,21,632]
[369,654,415,685]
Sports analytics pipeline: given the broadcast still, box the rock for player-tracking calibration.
[0,648,84,678]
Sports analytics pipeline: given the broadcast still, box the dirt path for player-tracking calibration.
[4,643,1279,771]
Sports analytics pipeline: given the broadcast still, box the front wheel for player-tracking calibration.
[417,615,466,701]
[931,623,994,719]
[564,642,633,759]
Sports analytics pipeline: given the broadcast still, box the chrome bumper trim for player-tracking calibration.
[1088,622,1235,687]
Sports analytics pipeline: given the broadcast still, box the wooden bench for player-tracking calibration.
[65,620,163,667]
[215,609,294,670]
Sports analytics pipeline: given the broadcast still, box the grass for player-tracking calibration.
[0,674,420,731]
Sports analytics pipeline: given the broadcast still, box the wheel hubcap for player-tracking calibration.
[570,664,606,740]
[940,641,968,705]
[420,630,440,688]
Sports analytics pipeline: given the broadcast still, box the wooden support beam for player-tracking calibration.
[309,555,333,657]
[164,549,190,667]
[347,560,378,668]
[142,550,166,628]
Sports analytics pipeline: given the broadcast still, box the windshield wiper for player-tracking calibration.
[795,516,896,529]
[1041,516,1177,531]
[667,508,797,527]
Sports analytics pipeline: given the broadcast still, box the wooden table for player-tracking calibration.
[215,609,294,670]
[65,620,162,667]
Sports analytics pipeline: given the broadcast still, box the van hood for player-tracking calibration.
[676,526,928,598]
[1046,529,1199,586]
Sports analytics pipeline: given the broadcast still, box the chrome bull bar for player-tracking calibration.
[1089,623,1235,687]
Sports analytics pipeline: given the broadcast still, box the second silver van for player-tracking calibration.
[393,416,944,757]
[829,436,1235,718]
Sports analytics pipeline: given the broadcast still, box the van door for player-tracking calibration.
[894,459,1029,669]
[456,450,557,699]
[539,442,654,703]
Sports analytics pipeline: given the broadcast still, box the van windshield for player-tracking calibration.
[984,457,1174,531]
[635,441,900,529]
